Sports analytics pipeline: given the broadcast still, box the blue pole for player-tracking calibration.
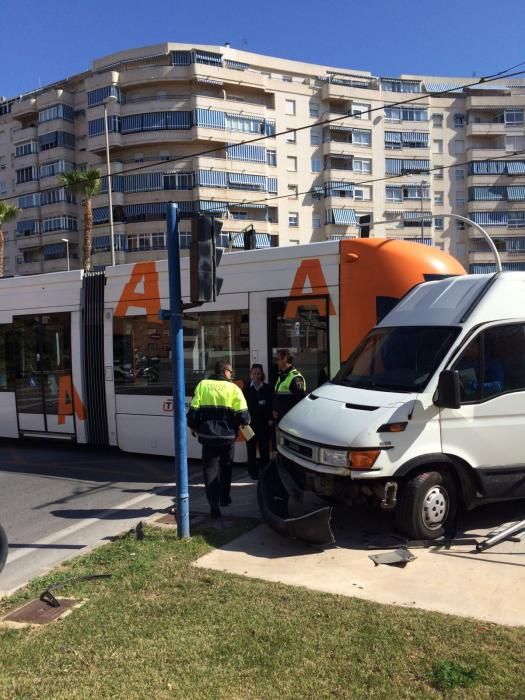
[167,202,190,538]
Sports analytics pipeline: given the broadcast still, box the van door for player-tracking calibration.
[440,323,525,499]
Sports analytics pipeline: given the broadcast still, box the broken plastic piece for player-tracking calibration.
[368,548,416,567]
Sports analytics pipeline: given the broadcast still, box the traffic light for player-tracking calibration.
[243,225,256,250]
[359,214,371,238]
[190,215,224,303]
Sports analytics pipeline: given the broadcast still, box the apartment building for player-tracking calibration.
[1,42,525,276]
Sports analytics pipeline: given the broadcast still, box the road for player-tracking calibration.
[0,440,188,595]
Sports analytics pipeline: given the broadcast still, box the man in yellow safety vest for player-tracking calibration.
[187,359,251,518]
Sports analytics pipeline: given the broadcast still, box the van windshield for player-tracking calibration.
[333,326,459,393]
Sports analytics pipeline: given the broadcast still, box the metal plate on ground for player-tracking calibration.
[2,598,78,626]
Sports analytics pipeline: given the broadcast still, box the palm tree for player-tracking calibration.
[58,168,101,271]
[0,203,18,278]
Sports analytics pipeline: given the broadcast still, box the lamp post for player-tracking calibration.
[103,94,118,267]
[61,238,70,272]
[420,180,428,243]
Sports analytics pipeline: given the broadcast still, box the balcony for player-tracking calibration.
[11,98,37,121]
[12,126,38,144]
[36,89,74,112]
[16,260,42,275]
[466,122,515,137]
[467,146,506,160]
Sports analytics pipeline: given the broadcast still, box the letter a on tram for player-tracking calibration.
[114,262,161,322]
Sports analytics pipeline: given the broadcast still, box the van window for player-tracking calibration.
[334,326,459,393]
[453,324,525,403]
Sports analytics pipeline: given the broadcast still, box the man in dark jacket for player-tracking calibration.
[243,364,272,479]
[187,359,250,518]
[272,349,307,423]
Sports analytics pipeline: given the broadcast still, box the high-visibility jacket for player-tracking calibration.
[187,375,250,445]
[273,367,306,419]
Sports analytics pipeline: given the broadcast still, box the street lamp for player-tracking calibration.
[103,94,118,267]
[61,238,70,272]
[420,180,429,244]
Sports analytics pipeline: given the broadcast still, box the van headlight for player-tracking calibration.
[276,429,285,447]
[319,448,349,468]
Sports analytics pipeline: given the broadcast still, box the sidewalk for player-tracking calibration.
[194,470,525,626]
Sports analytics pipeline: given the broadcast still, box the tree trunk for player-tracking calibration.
[0,228,4,278]
[83,199,93,271]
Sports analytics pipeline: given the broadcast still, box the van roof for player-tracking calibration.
[380,272,525,328]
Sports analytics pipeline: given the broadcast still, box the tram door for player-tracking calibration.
[267,297,330,391]
[13,313,75,436]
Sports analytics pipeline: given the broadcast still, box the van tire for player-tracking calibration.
[395,470,457,540]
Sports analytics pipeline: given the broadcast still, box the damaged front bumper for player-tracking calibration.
[257,456,335,546]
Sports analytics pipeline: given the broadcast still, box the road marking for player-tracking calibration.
[5,483,176,566]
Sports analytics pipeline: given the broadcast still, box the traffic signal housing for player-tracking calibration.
[190,215,224,304]
[359,214,371,238]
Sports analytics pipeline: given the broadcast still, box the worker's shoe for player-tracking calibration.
[210,504,222,519]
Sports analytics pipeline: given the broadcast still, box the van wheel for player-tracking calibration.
[395,470,457,540]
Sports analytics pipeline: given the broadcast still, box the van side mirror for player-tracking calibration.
[435,370,461,409]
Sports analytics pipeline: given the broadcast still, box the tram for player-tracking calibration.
[0,238,465,459]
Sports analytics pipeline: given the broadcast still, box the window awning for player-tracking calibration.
[329,208,357,225]
[228,173,266,187]
[402,132,429,143]
[403,211,432,220]
[226,144,266,162]
[92,235,110,250]
[507,161,525,174]
[197,170,227,187]
[507,186,525,201]
[43,242,66,258]
[423,82,466,94]
[230,202,266,209]
[195,78,223,86]
[385,132,402,144]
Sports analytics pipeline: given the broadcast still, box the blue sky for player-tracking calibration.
[3,0,525,98]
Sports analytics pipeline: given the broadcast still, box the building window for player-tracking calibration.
[352,158,371,174]
[351,103,370,120]
[288,185,298,199]
[456,220,465,230]
[434,191,444,205]
[309,101,320,118]
[311,158,321,173]
[434,217,444,231]
[267,150,277,166]
[455,140,464,154]
[456,192,465,206]
[454,113,465,128]
[433,140,443,154]
[455,168,465,180]
[432,113,443,128]
[434,167,444,180]
[312,214,321,228]
[282,75,292,82]
[286,129,296,144]
[287,156,297,172]
[310,129,320,145]
[289,212,299,227]
[285,99,296,116]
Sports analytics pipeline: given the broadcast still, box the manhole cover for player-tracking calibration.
[2,598,78,626]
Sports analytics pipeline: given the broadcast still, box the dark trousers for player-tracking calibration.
[246,427,271,479]
[202,442,234,508]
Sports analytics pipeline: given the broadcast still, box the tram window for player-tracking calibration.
[0,325,15,391]
[113,310,249,396]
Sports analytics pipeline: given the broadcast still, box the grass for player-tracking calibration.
[0,519,524,700]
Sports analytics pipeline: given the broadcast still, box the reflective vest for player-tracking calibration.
[274,368,306,395]
[187,377,250,444]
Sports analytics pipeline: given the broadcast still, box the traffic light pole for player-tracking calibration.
[165,202,190,538]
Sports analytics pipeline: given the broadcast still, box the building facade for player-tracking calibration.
[1,42,525,275]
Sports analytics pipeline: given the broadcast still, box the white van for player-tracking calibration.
[275,272,525,540]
